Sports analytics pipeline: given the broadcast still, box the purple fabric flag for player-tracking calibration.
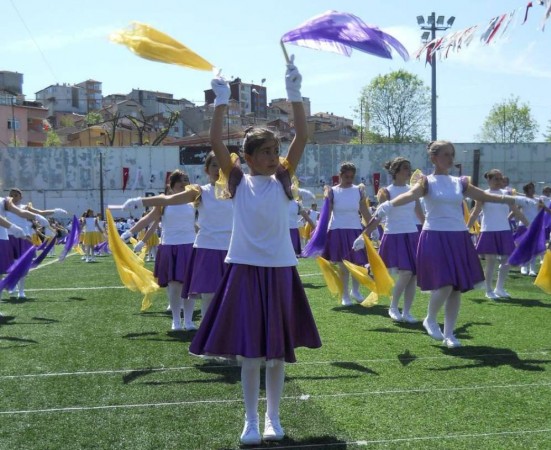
[58,215,81,262]
[31,237,57,268]
[0,246,36,292]
[281,10,409,61]
[302,196,331,258]
[508,209,547,266]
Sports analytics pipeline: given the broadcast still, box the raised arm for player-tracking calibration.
[209,78,233,178]
[141,187,200,208]
[6,198,50,228]
[284,56,307,171]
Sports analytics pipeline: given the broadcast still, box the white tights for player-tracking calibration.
[200,293,214,318]
[484,255,510,292]
[426,285,461,339]
[241,358,285,422]
[390,270,416,315]
[338,263,360,298]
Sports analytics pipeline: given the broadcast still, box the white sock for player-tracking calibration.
[241,358,261,422]
[201,293,214,319]
[17,278,26,295]
[484,255,496,292]
[496,257,510,291]
[167,282,183,326]
[265,360,285,421]
[529,258,537,273]
[443,290,461,339]
[391,270,413,309]
[182,296,196,326]
[427,286,452,323]
[338,263,350,299]
[351,278,360,295]
[402,275,417,316]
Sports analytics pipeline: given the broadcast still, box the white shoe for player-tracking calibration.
[388,307,402,321]
[520,266,528,275]
[401,312,418,323]
[17,291,26,299]
[171,321,182,331]
[350,290,363,303]
[240,419,261,445]
[485,291,499,300]
[341,296,353,306]
[443,336,462,348]
[493,288,511,299]
[423,318,444,341]
[263,414,285,441]
[166,304,172,312]
[529,271,537,277]
[183,322,197,331]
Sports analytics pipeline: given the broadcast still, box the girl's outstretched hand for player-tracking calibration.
[211,76,230,107]
[285,55,302,102]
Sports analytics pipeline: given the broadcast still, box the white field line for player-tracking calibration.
[29,252,78,271]
[0,350,548,380]
[1,380,550,415]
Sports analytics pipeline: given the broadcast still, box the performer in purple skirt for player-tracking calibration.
[467,169,529,300]
[374,141,529,348]
[322,162,372,306]
[189,58,321,446]
[288,199,314,257]
[358,157,425,323]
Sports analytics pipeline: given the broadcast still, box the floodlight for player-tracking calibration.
[437,15,445,25]
[447,16,455,26]
[416,15,425,25]
[427,15,435,24]
[421,31,430,41]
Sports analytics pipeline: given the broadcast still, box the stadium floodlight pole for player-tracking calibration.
[418,13,455,141]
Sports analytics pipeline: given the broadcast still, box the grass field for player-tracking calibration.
[1,249,550,449]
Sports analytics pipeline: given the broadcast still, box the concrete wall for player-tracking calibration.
[1,142,550,219]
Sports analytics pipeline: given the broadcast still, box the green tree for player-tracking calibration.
[59,115,75,128]
[85,111,103,126]
[44,130,62,147]
[478,96,539,143]
[358,70,430,143]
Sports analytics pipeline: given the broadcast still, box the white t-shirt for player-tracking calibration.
[226,172,297,267]
[422,175,467,232]
[194,184,233,250]
[328,185,363,230]
[480,189,511,232]
[6,203,32,236]
[0,198,9,240]
[383,184,418,234]
[288,200,301,230]
[161,203,196,245]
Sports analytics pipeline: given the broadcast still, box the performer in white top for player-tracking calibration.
[515,182,543,276]
[80,209,104,263]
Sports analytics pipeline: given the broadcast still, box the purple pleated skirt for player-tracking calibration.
[290,228,302,256]
[416,230,484,293]
[9,235,33,259]
[379,232,419,274]
[323,229,368,265]
[189,264,322,363]
[181,247,228,298]
[153,243,194,287]
[476,230,515,256]
[0,239,14,274]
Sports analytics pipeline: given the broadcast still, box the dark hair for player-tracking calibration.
[204,150,216,170]
[9,188,22,197]
[523,182,535,193]
[169,169,189,188]
[339,162,356,175]
[483,169,502,180]
[242,127,280,156]
[427,140,455,158]
[383,157,410,179]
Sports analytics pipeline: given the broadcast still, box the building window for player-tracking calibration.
[7,119,20,130]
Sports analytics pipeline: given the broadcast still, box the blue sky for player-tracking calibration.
[3,0,550,142]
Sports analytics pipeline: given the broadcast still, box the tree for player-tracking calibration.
[478,96,539,143]
[358,70,430,143]
[59,115,75,128]
[44,130,61,147]
[85,111,103,126]
[152,111,180,146]
[544,119,551,143]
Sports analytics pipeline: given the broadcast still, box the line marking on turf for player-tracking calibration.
[0,350,548,380]
[1,381,550,415]
[29,252,78,271]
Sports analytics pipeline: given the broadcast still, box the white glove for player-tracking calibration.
[211,77,230,107]
[352,234,366,251]
[374,200,394,219]
[120,230,132,242]
[35,214,50,228]
[53,208,67,215]
[133,240,145,253]
[9,223,26,239]
[285,55,302,103]
[122,197,143,210]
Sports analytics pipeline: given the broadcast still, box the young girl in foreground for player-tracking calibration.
[374,141,527,348]
[189,58,321,445]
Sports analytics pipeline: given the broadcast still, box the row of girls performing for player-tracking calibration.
[109,59,551,445]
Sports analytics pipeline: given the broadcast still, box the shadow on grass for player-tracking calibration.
[123,368,156,384]
[398,349,417,366]
[1,296,36,304]
[121,330,198,343]
[141,362,241,386]
[301,283,326,290]
[331,361,379,376]
[0,335,39,347]
[432,345,551,372]
[500,298,551,308]
[332,304,389,318]
[218,435,347,450]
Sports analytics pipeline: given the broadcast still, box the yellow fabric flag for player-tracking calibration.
[73,245,85,255]
[535,250,551,294]
[463,200,481,235]
[410,169,424,186]
[342,260,376,291]
[316,256,343,302]
[106,209,159,311]
[363,234,394,297]
[110,22,214,71]
[215,153,241,199]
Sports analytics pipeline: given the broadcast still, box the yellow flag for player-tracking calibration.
[363,234,394,297]
[410,169,424,186]
[342,260,376,291]
[316,256,343,302]
[110,22,214,71]
[106,209,160,311]
[535,250,551,294]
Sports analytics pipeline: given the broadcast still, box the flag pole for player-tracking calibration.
[280,40,290,64]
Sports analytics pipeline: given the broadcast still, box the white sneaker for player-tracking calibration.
[423,318,444,340]
[520,266,528,275]
[171,321,182,331]
[485,291,499,300]
[529,271,537,277]
[443,336,462,348]
[17,291,26,299]
[493,288,511,299]
[183,322,197,331]
[401,312,418,323]
[350,290,363,303]
[240,419,261,445]
[263,414,285,441]
[388,307,402,321]
[341,296,353,306]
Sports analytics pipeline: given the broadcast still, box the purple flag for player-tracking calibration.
[281,10,409,61]
[31,237,57,268]
[58,215,81,262]
[508,209,547,266]
[0,246,36,292]
[302,196,331,258]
